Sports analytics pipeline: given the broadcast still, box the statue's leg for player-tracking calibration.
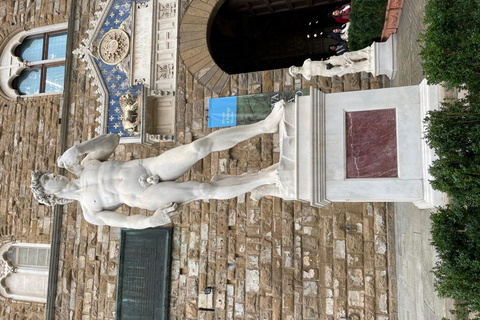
[346,45,373,61]
[352,60,374,73]
[136,163,279,209]
[143,102,284,181]
[250,184,281,201]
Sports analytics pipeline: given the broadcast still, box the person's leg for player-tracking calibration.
[143,101,285,181]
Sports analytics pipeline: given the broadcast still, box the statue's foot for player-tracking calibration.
[263,100,285,133]
[260,162,280,185]
[260,162,279,173]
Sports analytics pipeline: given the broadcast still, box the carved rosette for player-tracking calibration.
[99,29,130,65]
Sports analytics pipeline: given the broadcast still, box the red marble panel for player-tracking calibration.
[346,109,398,178]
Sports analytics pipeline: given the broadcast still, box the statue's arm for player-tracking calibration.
[79,133,120,164]
[58,134,120,172]
[81,203,178,229]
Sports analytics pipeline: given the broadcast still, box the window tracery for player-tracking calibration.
[0,23,67,99]
[0,243,50,303]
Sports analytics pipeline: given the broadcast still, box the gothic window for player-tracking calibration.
[13,31,67,95]
[0,243,50,303]
[7,246,50,269]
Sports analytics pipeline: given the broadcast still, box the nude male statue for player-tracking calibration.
[31,102,285,229]
[289,45,374,80]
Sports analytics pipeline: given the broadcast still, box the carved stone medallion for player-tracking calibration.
[99,29,130,65]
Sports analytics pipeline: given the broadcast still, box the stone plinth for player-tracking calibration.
[289,79,444,209]
[373,34,398,79]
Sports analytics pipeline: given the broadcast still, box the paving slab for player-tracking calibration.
[391,0,456,319]
[394,203,454,320]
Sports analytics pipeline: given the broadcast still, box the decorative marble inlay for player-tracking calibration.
[346,109,398,178]
[159,3,176,18]
[157,63,174,80]
[99,29,130,65]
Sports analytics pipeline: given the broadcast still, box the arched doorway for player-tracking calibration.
[209,0,349,74]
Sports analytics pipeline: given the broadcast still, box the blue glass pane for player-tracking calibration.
[45,65,65,92]
[17,69,41,95]
[47,33,67,59]
[18,37,43,62]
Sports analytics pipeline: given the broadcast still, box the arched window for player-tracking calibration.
[209,0,348,74]
[0,23,68,100]
[7,245,50,269]
[13,31,67,95]
[0,243,50,303]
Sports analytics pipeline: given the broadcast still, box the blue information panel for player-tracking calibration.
[208,96,237,128]
[208,89,310,128]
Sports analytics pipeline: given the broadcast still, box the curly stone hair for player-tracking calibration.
[289,66,298,77]
[31,170,74,206]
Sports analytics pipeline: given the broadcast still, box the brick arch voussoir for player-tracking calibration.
[179,0,230,93]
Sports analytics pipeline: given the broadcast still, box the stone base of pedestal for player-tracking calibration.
[289,80,445,209]
[414,80,446,209]
[373,33,397,79]
[295,89,330,207]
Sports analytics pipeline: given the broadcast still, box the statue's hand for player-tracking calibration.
[164,202,179,217]
[57,145,82,170]
[149,202,179,226]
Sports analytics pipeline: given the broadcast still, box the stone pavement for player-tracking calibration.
[391,0,455,319]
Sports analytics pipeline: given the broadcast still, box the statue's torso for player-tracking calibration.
[78,159,149,211]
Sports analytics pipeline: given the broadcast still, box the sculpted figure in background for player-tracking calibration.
[119,93,140,135]
[289,45,374,80]
[31,103,285,229]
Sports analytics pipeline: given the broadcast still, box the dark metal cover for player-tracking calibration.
[115,227,173,320]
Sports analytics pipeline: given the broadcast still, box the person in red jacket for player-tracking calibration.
[330,3,351,23]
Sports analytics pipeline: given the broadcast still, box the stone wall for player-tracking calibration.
[0,0,397,319]
[0,0,70,317]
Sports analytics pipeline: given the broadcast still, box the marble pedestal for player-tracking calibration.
[283,80,444,209]
[373,33,397,79]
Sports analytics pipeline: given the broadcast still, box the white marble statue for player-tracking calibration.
[31,102,285,229]
[289,44,374,80]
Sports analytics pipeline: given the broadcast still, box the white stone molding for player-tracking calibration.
[373,33,397,79]
[414,79,446,208]
[151,0,178,94]
[0,243,14,280]
[0,23,68,100]
[73,0,114,135]
[131,2,153,87]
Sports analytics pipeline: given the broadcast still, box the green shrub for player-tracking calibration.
[431,204,480,319]
[419,0,480,93]
[424,95,480,206]
[348,0,387,50]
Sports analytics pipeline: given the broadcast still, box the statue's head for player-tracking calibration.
[31,170,74,206]
[119,93,135,106]
[289,66,299,77]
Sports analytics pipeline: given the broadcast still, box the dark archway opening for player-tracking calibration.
[209,0,350,74]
